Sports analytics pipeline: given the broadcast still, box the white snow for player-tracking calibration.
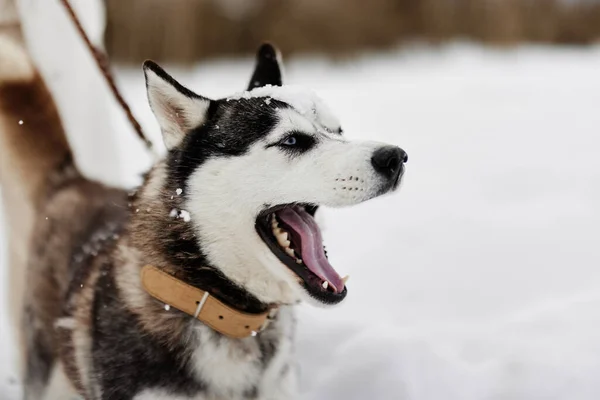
[227,84,341,131]
[176,188,183,195]
[179,210,191,223]
[226,84,316,109]
[2,43,600,399]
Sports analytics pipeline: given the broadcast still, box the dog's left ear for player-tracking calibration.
[144,60,212,150]
[247,43,283,90]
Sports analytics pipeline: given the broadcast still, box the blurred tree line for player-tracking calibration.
[105,0,600,64]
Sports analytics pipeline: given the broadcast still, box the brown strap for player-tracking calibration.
[141,265,276,339]
[58,0,154,151]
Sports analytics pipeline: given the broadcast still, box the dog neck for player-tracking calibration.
[127,163,270,315]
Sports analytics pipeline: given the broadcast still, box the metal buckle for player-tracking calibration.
[258,307,279,332]
[193,292,210,318]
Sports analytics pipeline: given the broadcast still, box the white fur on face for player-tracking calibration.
[185,105,393,304]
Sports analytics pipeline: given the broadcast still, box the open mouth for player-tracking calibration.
[255,204,348,304]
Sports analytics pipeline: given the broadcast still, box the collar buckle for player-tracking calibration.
[258,307,279,332]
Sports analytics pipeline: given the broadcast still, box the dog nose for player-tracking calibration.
[371,146,407,179]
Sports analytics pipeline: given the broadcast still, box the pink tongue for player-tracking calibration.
[276,207,344,293]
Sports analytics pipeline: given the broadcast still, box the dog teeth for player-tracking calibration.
[270,216,303,262]
[322,281,329,289]
[275,231,289,247]
[342,275,350,285]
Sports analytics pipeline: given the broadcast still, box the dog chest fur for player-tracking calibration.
[56,241,298,400]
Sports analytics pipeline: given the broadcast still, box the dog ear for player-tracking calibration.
[143,60,212,150]
[247,43,283,90]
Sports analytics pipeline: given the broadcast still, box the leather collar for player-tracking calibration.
[141,265,278,339]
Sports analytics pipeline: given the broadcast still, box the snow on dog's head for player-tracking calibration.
[227,84,341,134]
[143,43,407,307]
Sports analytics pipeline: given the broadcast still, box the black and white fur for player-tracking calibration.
[2,40,407,399]
[143,46,405,308]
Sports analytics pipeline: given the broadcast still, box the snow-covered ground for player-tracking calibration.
[2,43,600,399]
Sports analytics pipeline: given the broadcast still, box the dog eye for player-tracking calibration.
[282,136,297,146]
[275,132,316,154]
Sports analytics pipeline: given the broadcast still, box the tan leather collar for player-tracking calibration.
[141,265,278,339]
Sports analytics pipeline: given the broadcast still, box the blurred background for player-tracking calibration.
[104,0,600,64]
[1,0,600,399]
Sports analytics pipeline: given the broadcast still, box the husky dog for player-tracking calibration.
[0,38,407,400]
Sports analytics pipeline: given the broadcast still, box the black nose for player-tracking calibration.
[371,146,407,179]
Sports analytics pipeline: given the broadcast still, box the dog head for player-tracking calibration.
[143,44,407,307]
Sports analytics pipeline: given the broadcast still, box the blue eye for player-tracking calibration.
[270,132,316,154]
[282,136,297,146]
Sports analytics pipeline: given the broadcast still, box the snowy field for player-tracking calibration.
[2,43,600,399]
